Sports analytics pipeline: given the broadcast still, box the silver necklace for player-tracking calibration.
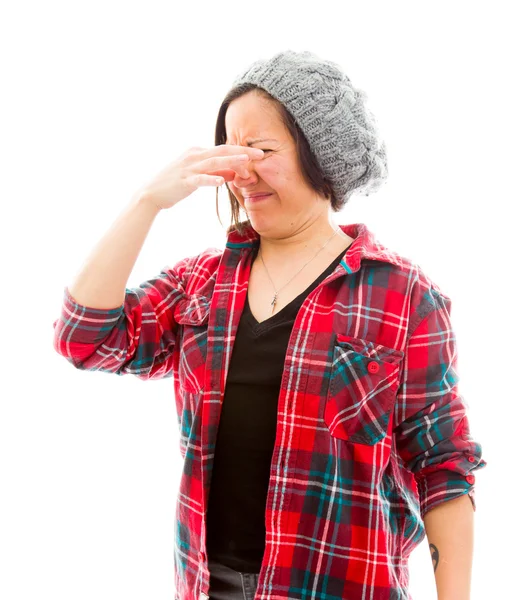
[259,228,340,317]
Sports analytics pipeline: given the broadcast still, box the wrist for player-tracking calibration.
[131,189,162,215]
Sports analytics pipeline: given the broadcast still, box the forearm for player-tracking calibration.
[422,493,475,600]
[68,192,161,309]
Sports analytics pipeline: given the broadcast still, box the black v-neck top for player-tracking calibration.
[205,242,353,573]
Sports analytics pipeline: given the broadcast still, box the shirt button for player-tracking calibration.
[198,551,206,562]
[466,474,475,484]
[368,361,380,374]
[467,456,476,462]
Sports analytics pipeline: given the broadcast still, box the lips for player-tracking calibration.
[244,193,272,204]
[245,193,272,199]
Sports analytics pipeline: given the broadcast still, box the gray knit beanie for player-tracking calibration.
[230,50,388,207]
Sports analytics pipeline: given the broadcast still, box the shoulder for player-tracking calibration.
[367,239,451,335]
[170,246,224,296]
[392,252,451,334]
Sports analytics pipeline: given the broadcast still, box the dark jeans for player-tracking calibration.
[207,558,259,600]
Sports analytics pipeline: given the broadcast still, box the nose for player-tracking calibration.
[231,160,257,188]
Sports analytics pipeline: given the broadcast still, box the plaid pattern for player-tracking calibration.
[53,221,487,599]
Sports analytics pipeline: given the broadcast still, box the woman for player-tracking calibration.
[53,50,486,600]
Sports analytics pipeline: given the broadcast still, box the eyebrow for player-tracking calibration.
[246,138,278,145]
[226,137,278,146]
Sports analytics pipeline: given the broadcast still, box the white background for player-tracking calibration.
[1,1,511,598]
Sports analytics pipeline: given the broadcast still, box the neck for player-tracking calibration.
[256,222,347,264]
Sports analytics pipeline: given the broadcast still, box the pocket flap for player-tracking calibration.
[335,333,404,365]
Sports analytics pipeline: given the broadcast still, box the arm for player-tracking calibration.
[423,493,474,600]
[393,284,486,592]
[67,191,161,309]
[52,257,192,379]
[52,193,193,379]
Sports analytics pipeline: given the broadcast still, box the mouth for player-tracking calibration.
[244,193,273,203]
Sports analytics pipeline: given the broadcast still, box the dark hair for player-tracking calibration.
[214,84,341,236]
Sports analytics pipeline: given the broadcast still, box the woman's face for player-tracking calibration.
[225,91,329,237]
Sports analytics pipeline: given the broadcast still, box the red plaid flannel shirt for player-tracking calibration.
[53,221,486,599]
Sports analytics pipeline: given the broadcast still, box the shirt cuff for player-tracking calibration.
[53,286,125,342]
[417,469,478,519]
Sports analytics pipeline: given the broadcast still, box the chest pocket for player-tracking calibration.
[324,333,404,445]
[175,294,210,394]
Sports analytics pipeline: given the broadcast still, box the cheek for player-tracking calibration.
[259,159,292,185]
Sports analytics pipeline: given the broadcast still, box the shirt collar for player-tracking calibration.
[225,220,403,274]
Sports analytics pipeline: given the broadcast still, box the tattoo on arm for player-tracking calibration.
[429,543,440,572]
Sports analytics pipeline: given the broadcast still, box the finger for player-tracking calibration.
[218,145,265,159]
[209,165,250,179]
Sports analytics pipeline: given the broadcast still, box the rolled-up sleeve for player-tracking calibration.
[52,255,193,380]
[393,286,487,518]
